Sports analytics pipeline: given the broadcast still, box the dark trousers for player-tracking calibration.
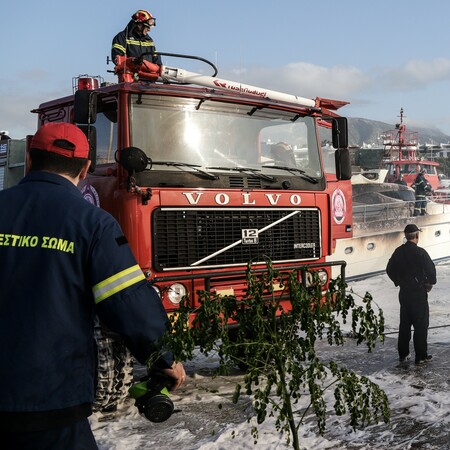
[1,418,98,450]
[398,288,429,361]
[413,195,427,216]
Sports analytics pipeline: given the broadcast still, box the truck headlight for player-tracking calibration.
[167,283,186,304]
[317,269,328,286]
[304,269,328,287]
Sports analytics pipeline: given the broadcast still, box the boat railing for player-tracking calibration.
[430,190,450,205]
[353,200,413,225]
[353,196,450,229]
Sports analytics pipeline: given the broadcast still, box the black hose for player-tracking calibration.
[154,52,218,77]
[383,324,450,336]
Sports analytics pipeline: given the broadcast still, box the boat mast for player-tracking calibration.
[382,108,419,179]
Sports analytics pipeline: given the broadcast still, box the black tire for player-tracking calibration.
[228,328,249,371]
[93,320,134,413]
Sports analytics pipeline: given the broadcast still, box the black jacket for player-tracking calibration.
[386,240,436,290]
[112,22,162,65]
[412,174,430,196]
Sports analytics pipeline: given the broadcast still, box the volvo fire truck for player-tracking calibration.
[30,54,353,409]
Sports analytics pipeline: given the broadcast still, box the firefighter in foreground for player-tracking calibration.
[111,9,162,65]
[0,123,185,449]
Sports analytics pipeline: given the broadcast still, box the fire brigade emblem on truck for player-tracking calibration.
[81,184,100,208]
[332,188,346,224]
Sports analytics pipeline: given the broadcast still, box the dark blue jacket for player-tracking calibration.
[386,240,436,291]
[412,173,431,197]
[111,22,162,64]
[0,172,172,431]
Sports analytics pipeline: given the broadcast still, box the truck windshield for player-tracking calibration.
[130,94,322,178]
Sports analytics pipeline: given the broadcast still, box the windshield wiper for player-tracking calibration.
[151,161,218,180]
[267,166,319,184]
[207,166,277,183]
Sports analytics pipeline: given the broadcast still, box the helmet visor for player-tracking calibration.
[143,18,156,28]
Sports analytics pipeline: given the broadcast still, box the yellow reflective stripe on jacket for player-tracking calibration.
[93,264,145,304]
[112,43,126,53]
[125,39,155,47]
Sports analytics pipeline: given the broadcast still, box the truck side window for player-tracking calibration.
[95,110,118,164]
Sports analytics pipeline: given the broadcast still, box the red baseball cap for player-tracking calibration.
[30,122,89,159]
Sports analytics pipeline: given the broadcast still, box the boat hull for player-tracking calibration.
[328,202,450,280]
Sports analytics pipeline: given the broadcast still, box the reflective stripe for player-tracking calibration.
[112,43,126,53]
[125,39,155,47]
[93,264,145,304]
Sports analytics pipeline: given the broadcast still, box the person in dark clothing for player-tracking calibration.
[386,223,436,365]
[412,170,431,216]
[0,130,10,140]
[0,122,185,449]
[111,9,162,65]
[0,131,10,152]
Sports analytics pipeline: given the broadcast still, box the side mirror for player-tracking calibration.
[74,90,98,125]
[335,148,352,180]
[117,146,151,175]
[332,117,348,149]
[78,125,97,173]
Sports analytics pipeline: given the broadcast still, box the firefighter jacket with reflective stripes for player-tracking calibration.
[412,173,431,196]
[0,171,172,431]
[111,23,162,64]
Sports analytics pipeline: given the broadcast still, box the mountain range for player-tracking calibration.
[347,117,450,148]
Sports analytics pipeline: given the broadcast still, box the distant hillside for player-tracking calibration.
[347,117,450,148]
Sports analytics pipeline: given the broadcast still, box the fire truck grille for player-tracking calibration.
[153,208,322,270]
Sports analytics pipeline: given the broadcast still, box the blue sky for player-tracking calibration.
[2,0,450,141]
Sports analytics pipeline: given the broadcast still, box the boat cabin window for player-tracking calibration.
[421,164,437,175]
[387,163,436,177]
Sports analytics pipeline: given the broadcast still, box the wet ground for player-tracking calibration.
[314,336,450,449]
[92,336,450,449]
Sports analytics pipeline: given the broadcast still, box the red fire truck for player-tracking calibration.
[30,54,353,409]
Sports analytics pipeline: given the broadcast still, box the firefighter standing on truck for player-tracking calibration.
[112,9,162,65]
[0,123,185,449]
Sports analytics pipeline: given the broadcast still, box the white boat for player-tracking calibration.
[328,110,450,280]
[329,199,450,280]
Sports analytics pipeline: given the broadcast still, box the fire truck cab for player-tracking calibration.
[31,56,352,319]
[27,54,353,410]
